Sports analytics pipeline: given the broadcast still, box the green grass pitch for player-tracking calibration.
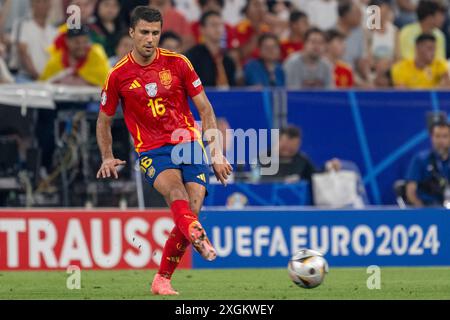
[1,267,449,300]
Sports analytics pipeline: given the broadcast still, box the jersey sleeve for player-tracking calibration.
[99,69,120,116]
[179,55,204,98]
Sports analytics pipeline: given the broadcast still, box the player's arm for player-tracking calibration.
[96,111,126,179]
[96,71,126,179]
[192,91,233,186]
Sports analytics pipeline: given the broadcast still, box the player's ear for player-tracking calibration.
[129,27,134,39]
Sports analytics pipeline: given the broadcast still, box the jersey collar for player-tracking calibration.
[129,48,160,67]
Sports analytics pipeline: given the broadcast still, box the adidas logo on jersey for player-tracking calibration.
[129,80,142,89]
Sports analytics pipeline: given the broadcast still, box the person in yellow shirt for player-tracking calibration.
[40,25,110,87]
[399,0,447,60]
[392,33,450,89]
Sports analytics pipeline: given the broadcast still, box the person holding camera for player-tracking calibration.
[406,120,450,207]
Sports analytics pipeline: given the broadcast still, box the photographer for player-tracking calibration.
[406,120,450,207]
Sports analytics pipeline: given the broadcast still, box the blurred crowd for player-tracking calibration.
[1,0,450,89]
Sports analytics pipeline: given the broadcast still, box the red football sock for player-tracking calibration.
[158,225,190,279]
[170,200,199,241]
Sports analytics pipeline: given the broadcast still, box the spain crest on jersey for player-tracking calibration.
[145,83,158,97]
[159,69,172,87]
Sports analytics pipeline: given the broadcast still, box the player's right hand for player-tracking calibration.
[96,158,127,179]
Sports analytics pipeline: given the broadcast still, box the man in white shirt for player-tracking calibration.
[13,0,57,82]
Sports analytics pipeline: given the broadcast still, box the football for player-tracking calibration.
[288,249,329,289]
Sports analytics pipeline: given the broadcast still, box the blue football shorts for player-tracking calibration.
[138,141,210,191]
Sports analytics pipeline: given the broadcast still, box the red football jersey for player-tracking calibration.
[100,48,204,153]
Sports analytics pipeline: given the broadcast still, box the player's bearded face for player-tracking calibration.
[130,20,162,59]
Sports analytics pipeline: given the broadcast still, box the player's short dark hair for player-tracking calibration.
[200,10,221,27]
[280,125,302,140]
[160,31,182,45]
[199,0,224,9]
[325,29,346,42]
[257,33,279,47]
[417,0,447,21]
[416,33,437,45]
[130,6,163,29]
[338,0,354,18]
[304,27,325,42]
[289,10,307,23]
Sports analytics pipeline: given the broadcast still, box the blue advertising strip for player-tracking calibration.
[193,209,450,268]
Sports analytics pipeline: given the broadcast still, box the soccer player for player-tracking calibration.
[95,6,232,295]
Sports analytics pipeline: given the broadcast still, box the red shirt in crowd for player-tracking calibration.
[334,61,354,88]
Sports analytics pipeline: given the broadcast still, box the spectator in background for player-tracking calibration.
[0,0,31,35]
[149,0,195,51]
[185,11,236,88]
[109,32,133,66]
[367,0,399,63]
[336,0,370,86]
[259,125,341,183]
[235,0,271,64]
[91,0,125,58]
[280,10,309,61]
[406,120,450,207]
[191,0,240,50]
[160,31,182,53]
[40,25,110,87]
[366,0,399,86]
[399,0,446,60]
[13,0,58,82]
[266,0,291,39]
[325,29,354,88]
[244,33,285,87]
[283,28,333,89]
[394,0,419,28]
[392,33,450,88]
[52,0,97,54]
[303,0,338,31]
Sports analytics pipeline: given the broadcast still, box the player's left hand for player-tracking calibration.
[212,155,233,186]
